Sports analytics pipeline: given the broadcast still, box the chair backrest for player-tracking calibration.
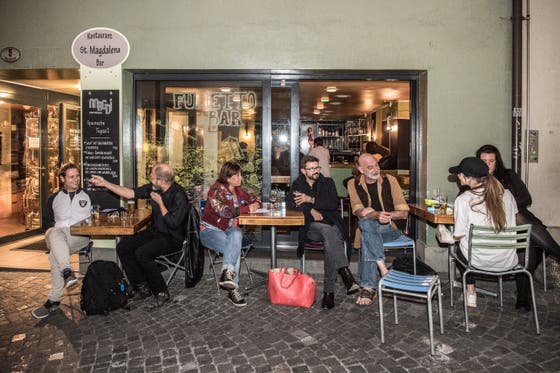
[467,224,532,267]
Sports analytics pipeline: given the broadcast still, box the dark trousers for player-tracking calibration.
[306,222,348,293]
[517,212,560,273]
[456,248,529,302]
[117,230,181,293]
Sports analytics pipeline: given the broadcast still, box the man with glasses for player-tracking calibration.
[287,155,359,309]
[347,153,409,306]
[32,163,94,319]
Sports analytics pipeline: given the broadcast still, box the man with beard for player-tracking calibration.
[287,155,359,309]
[347,153,409,306]
[89,163,189,307]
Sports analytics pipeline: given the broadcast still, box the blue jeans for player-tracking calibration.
[358,218,403,288]
[200,226,242,284]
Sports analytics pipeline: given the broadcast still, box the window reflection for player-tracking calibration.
[135,82,263,204]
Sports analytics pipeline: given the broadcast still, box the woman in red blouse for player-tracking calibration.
[200,161,260,307]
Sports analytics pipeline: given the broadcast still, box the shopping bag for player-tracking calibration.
[267,267,316,308]
[436,224,455,244]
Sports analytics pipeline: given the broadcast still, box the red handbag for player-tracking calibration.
[267,268,316,308]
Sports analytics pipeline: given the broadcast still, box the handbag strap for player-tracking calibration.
[279,268,301,289]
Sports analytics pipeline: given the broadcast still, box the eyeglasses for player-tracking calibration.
[305,166,322,171]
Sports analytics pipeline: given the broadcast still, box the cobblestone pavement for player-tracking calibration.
[1,270,560,373]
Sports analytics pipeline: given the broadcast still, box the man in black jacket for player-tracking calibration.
[287,155,359,309]
[90,163,189,306]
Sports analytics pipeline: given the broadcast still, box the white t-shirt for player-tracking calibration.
[453,189,518,271]
[308,146,331,177]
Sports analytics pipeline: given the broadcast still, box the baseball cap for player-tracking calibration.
[448,157,489,178]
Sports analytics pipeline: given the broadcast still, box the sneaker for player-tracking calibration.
[227,288,247,307]
[467,293,477,308]
[32,300,60,319]
[219,269,236,290]
[62,268,78,289]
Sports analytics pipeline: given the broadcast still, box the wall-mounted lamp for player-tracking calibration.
[321,95,329,103]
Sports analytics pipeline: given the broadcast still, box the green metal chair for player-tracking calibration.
[460,224,539,334]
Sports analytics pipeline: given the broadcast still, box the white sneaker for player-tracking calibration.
[467,293,477,308]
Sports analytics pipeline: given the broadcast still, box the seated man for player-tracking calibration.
[287,155,359,309]
[347,153,409,305]
[90,162,189,306]
[32,163,93,319]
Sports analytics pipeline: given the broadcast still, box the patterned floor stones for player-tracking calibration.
[1,270,559,372]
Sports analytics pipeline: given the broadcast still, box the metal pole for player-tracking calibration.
[512,0,523,174]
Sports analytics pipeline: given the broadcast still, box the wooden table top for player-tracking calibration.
[70,208,152,236]
[408,203,454,225]
[239,209,305,226]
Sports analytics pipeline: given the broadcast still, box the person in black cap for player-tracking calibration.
[476,144,560,276]
[449,157,530,310]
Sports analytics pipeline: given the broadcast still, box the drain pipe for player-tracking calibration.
[523,0,531,186]
[511,0,523,174]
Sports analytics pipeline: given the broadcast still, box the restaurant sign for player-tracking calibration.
[71,27,130,68]
[173,91,258,127]
[82,90,120,208]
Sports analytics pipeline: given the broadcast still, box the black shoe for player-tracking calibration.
[321,292,335,309]
[219,269,236,290]
[32,300,61,319]
[62,268,78,289]
[516,299,531,312]
[130,283,152,301]
[227,288,247,307]
[154,290,171,307]
[338,266,360,295]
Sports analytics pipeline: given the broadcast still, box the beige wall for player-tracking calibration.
[525,0,560,226]
[0,0,514,198]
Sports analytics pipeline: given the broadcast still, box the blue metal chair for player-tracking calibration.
[384,235,416,274]
[378,269,443,355]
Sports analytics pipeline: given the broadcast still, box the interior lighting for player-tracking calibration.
[0,91,9,98]
[326,86,337,93]
[220,88,231,92]
[335,94,351,98]
[321,95,329,103]
[233,95,241,102]
[316,102,325,110]
[313,109,320,115]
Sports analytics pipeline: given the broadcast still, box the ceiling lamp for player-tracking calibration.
[326,86,337,93]
[313,109,320,115]
[316,102,325,110]
[321,95,329,103]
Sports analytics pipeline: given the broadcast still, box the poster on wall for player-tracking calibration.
[82,90,120,209]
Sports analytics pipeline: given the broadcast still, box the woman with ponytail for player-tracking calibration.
[476,144,560,274]
[449,157,530,310]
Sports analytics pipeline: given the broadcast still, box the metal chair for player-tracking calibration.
[456,224,539,334]
[378,269,443,355]
[207,238,254,291]
[155,249,185,287]
[384,235,416,274]
[78,241,94,265]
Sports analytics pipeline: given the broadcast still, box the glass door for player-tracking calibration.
[0,102,42,237]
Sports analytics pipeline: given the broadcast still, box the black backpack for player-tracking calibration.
[391,253,437,276]
[80,260,130,315]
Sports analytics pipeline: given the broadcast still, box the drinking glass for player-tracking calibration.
[436,193,448,214]
[92,205,100,221]
[269,189,278,211]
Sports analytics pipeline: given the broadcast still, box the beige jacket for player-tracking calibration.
[347,174,409,248]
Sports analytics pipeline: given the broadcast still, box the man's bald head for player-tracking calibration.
[357,153,380,183]
[153,163,174,184]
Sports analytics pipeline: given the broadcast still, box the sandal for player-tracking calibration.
[355,287,376,306]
